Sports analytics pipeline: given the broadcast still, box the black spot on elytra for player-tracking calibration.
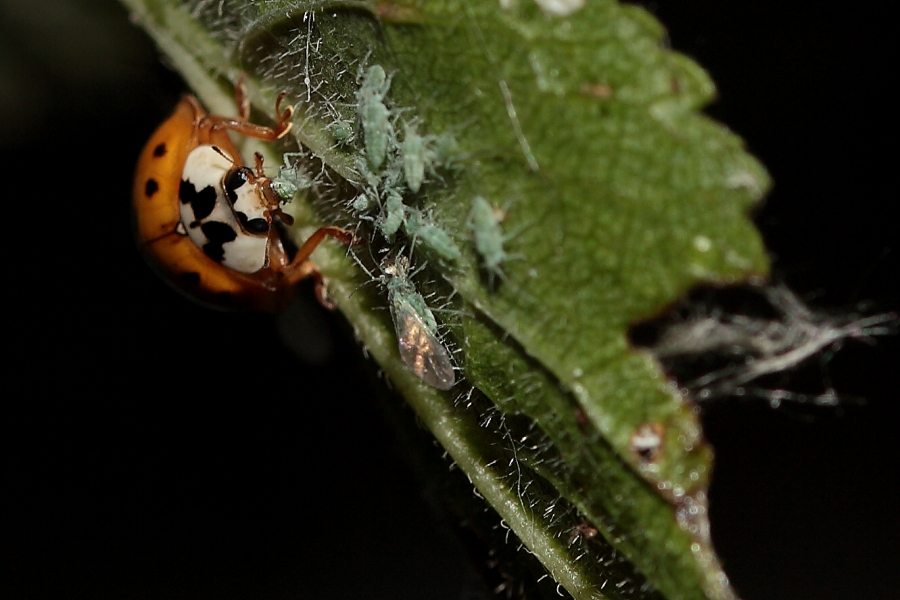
[200,221,237,263]
[224,167,251,205]
[237,211,269,234]
[180,271,201,287]
[144,178,159,197]
[179,179,217,220]
[202,221,237,244]
[153,142,167,157]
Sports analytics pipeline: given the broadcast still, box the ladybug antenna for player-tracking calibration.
[212,145,236,165]
[253,152,267,179]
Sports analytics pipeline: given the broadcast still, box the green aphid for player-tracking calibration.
[351,193,375,214]
[353,154,382,191]
[381,256,455,390]
[356,65,393,172]
[377,190,406,241]
[467,196,514,283]
[402,123,429,193]
[432,132,459,167]
[328,120,354,145]
[270,152,314,202]
[404,208,461,261]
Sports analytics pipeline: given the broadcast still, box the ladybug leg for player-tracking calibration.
[283,227,357,284]
[234,73,251,121]
[281,226,358,308]
[301,263,337,310]
[207,79,294,141]
[273,92,294,132]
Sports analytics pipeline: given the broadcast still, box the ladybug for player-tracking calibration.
[133,80,353,311]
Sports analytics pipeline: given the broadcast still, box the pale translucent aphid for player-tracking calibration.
[404,207,461,261]
[467,196,514,284]
[382,256,455,390]
[356,65,393,171]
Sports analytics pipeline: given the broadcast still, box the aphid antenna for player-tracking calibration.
[351,242,411,285]
[387,104,413,125]
[346,246,393,302]
[354,50,375,79]
[280,150,307,165]
[401,115,424,132]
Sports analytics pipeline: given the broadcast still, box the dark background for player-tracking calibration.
[2,1,897,599]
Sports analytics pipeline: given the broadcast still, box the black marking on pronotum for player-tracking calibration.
[200,221,237,262]
[180,271,201,287]
[237,211,269,234]
[152,142,167,157]
[144,178,159,197]
[179,180,217,221]
[224,168,251,205]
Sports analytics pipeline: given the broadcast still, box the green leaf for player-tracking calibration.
[120,1,769,598]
